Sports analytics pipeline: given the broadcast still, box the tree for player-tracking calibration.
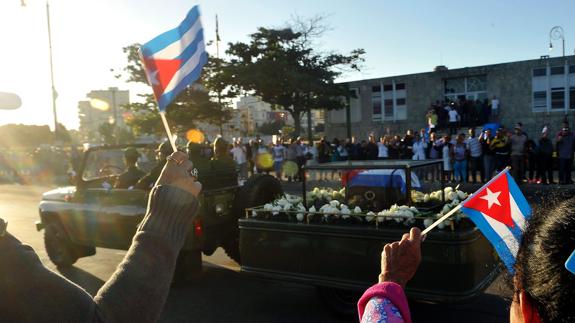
[224,17,365,140]
[257,120,285,135]
[118,44,233,137]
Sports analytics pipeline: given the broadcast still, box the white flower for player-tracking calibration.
[423,218,434,228]
[354,206,362,213]
[329,200,340,208]
[296,213,305,222]
[366,211,376,222]
[313,187,320,194]
[309,206,317,213]
[251,210,258,217]
[272,205,281,215]
[437,221,446,230]
[457,190,467,200]
[283,204,292,211]
[340,207,351,215]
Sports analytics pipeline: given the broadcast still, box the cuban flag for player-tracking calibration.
[567,250,575,275]
[139,5,208,111]
[461,169,531,273]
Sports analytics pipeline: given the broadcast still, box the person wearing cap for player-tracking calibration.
[490,127,510,173]
[537,126,554,185]
[135,141,173,190]
[115,148,145,189]
[556,121,575,185]
[510,123,528,183]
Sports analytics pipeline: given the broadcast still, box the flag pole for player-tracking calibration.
[421,166,512,236]
[159,111,178,152]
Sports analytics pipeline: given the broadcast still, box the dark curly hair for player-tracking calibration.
[514,197,575,322]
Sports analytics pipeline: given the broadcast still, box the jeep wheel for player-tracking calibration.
[226,174,283,264]
[316,287,361,318]
[44,221,79,268]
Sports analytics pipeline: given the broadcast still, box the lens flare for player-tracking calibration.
[186,129,205,144]
[282,160,298,177]
[256,152,273,170]
[90,98,110,111]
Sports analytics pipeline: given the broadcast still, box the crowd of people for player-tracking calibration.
[426,96,500,134]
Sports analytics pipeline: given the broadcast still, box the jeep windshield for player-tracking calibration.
[82,147,158,182]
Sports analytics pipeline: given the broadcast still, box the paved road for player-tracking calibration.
[0,184,510,322]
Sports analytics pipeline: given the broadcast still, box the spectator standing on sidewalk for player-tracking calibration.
[537,126,554,185]
[337,139,349,161]
[452,133,468,183]
[480,129,495,181]
[427,109,438,133]
[377,136,389,160]
[490,96,499,121]
[286,138,300,182]
[491,127,510,173]
[366,135,379,160]
[447,105,459,135]
[442,134,453,182]
[556,122,575,184]
[272,139,287,180]
[510,124,527,183]
[466,128,484,183]
[411,134,427,161]
[525,138,538,183]
[230,140,248,181]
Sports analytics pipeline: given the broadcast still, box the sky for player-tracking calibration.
[0,0,574,130]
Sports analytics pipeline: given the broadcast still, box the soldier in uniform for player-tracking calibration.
[115,148,145,189]
[187,141,210,180]
[135,141,173,190]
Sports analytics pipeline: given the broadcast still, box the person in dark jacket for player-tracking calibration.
[537,127,555,185]
[115,148,145,189]
[0,151,201,322]
[556,122,575,184]
[135,141,173,190]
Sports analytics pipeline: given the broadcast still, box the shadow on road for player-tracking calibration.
[58,266,105,296]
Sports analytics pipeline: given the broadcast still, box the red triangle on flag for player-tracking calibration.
[142,58,182,101]
[463,173,514,227]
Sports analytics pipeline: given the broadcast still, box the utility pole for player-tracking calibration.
[46,1,59,142]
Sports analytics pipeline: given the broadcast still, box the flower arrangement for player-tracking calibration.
[249,186,471,231]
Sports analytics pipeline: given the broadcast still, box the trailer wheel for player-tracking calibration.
[226,174,283,264]
[316,287,361,318]
[44,221,79,268]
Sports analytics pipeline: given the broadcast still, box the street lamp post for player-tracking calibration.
[549,26,565,57]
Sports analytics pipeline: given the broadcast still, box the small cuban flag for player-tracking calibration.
[139,5,208,111]
[460,168,532,273]
[567,250,575,275]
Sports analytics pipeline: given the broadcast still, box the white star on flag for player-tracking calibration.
[480,188,501,209]
[146,70,160,86]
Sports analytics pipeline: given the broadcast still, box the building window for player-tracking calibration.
[466,76,487,92]
[444,78,465,94]
[569,65,575,74]
[551,66,565,75]
[396,98,406,105]
[372,85,381,92]
[551,87,565,110]
[395,83,406,90]
[533,68,547,77]
[384,99,394,119]
[372,87,382,121]
[533,91,547,110]
[383,84,393,92]
[571,87,575,110]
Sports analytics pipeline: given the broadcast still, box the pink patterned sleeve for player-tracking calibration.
[361,296,405,323]
[357,282,412,323]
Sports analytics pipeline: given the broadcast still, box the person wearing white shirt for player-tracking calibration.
[412,135,427,160]
[377,136,389,159]
[448,106,459,135]
[230,142,247,180]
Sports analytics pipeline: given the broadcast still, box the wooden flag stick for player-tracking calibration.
[159,111,178,152]
[421,203,463,236]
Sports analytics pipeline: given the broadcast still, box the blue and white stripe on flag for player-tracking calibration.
[461,169,532,273]
[139,5,208,111]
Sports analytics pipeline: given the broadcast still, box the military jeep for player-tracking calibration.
[36,144,282,280]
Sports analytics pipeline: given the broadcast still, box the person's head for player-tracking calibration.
[430,132,436,140]
[496,127,505,138]
[406,129,413,137]
[443,134,451,143]
[541,126,549,139]
[124,148,139,166]
[514,123,523,135]
[156,141,174,162]
[456,133,465,143]
[187,141,202,159]
[469,128,476,138]
[213,137,229,158]
[485,129,492,138]
[511,198,575,322]
[562,122,570,133]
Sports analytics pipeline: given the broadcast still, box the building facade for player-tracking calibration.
[326,55,575,140]
[78,87,130,141]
